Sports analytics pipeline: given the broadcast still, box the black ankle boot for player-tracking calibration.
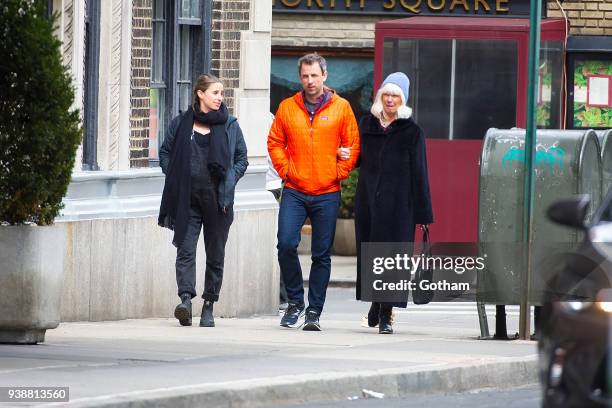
[200,300,215,327]
[367,302,380,327]
[174,293,192,326]
[379,305,393,334]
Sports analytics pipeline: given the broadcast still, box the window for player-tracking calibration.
[383,39,518,140]
[177,24,194,112]
[83,0,101,170]
[568,56,612,129]
[149,0,166,160]
[149,0,210,164]
[180,0,201,21]
[597,190,612,224]
[271,55,373,121]
[538,41,564,129]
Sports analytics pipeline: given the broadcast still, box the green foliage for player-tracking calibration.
[0,0,82,225]
[576,60,610,81]
[573,60,612,128]
[537,105,550,128]
[584,108,611,127]
[338,169,358,219]
[585,61,605,75]
[575,105,612,128]
[575,71,587,87]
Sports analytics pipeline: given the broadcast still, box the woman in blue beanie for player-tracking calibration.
[354,72,434,334]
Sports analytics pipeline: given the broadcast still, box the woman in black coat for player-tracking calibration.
[355,72,433,334]
[158,74,248,328]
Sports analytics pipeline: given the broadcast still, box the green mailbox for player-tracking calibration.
[478,129,602,305]
[596,129,612,196]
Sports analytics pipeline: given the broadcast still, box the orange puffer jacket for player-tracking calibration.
[267,91,360,195]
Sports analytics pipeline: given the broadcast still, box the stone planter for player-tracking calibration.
[297,224,312,254]
[0,225,66,344]
[332,218,356,256]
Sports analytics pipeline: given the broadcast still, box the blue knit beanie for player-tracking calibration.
[381,72,410,104]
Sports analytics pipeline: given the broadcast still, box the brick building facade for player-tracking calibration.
[130,0,153,167]
[211,0,251,114]
[52,0,271,171]
[272,2,610,52]
[128,0,254,167]
[548,0,612,36]
[48,1,279,322]
[271,1,611,122]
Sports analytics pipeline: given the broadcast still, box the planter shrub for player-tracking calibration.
[0,0,82,225]
[338,168,358,219]
[333,169,358,255]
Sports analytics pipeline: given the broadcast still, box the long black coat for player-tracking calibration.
[355,114,433,301]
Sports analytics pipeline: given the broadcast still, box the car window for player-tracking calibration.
[595,192,612,224]
[599,206,612,223]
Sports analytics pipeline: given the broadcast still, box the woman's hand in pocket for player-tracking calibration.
[337,147,351,161]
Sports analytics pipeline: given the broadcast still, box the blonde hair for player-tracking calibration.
[370,82,412,120]
[192,73,222,111]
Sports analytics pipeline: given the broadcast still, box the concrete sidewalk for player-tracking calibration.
[0,288,537,408]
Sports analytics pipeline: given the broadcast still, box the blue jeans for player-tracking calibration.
[277,188,340,314]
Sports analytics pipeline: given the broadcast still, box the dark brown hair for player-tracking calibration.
[192,73,222,111]
[297,53,327,75]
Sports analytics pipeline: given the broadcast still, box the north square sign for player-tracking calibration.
[272,0,544,17]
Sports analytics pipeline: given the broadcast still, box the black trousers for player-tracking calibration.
[175,190,233,302]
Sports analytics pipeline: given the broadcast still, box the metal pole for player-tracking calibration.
[477,301,490,339]
[519,0,542,340]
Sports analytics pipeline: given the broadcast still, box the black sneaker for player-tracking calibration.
[303,310,321,331]
[280,303,305,328]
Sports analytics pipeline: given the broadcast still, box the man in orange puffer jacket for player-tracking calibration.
[268,53,360,331]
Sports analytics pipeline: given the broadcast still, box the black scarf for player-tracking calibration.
[158,104,229,247]
[193,103,230,180]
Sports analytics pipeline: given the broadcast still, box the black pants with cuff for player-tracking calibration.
[175,188,233,302]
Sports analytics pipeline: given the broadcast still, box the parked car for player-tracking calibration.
[539,192,612,408]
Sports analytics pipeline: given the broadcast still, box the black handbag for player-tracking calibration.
[412,225,434,305]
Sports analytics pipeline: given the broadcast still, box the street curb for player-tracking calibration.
[44,356,538,408]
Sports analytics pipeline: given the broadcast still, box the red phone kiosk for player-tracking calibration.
[374,17,567,243]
